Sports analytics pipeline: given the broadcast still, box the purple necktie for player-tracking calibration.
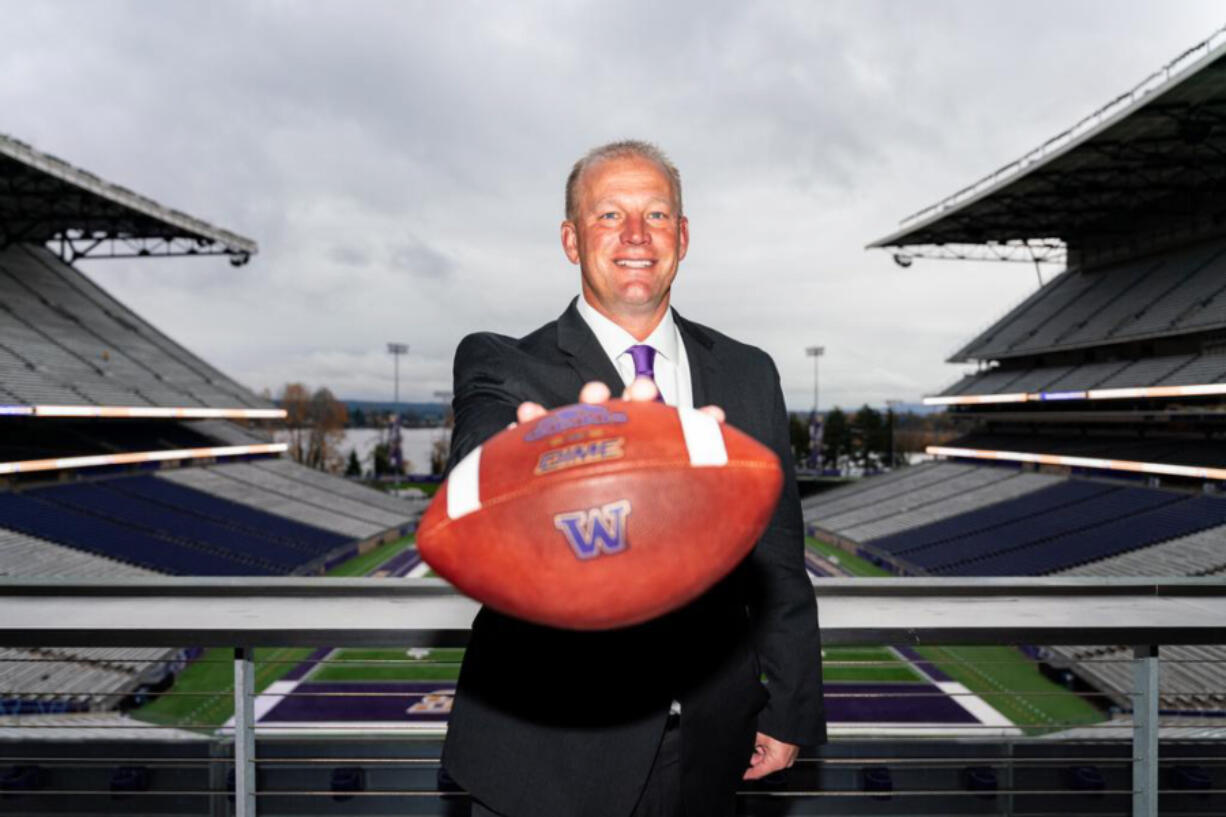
[626,344,665,403]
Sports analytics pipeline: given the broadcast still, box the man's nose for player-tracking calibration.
[621,214,649,245]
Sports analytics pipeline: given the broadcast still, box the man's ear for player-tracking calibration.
[561,221,581,264]
[677,215,689,262]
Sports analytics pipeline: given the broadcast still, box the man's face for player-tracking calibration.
[562,155,689,323]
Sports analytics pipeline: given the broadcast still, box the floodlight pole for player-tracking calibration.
[886,399,903,468]
[387,343,409,419]
[805,346,825,413]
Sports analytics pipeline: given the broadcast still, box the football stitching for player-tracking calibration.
[428,457,778,533]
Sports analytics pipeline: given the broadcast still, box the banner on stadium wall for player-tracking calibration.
[808,411,823,470]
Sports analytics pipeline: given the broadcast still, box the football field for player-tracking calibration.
[137,533,1098,738]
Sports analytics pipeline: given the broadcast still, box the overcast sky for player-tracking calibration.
[3,1,1224,411]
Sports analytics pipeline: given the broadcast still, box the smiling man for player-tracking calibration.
[441,141,825,817]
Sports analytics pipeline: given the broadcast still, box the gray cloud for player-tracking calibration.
[3,0,1224,408]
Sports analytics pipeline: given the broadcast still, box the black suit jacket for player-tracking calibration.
[441,299,824,817]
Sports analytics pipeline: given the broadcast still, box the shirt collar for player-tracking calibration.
[575,294,680,363]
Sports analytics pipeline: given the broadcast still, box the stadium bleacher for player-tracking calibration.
[950,237,1226,363]
[157,464,399,540]
[810,464,1226,713]
[0,244,269,409]
[812,467,1063,543]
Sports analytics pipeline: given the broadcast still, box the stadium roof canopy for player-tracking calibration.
[0,133,257,264]
[868,27,1226,267]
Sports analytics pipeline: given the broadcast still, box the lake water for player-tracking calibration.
[275,427,449,476]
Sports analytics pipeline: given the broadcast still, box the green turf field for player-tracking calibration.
[382,480,441,497]
[133,646,315,730]
[806,537,892,577]
[807,535,1105,733]
[914,645,1103,736]
[309,648,464,682]
[328,536,415,577]
[130,535,418,729]
[822,646,924,683]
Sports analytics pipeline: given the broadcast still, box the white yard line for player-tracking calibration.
[934,680,1016,728]
[406,560,432,578]
[888,646,1016,731]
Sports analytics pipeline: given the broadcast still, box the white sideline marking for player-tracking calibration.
[446,445,482,518]
[406,561,432,578]
[221,679,301,729]
[936,680,1015,727]
[678,408,727,466]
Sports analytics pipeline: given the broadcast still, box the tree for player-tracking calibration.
[279,383,349,473]
[821,407,852,471]
[345,449,362,477]
[351,407,367,428]
[431,437,449,476]
[372,442,393,477]
[789,413,810,466]
[853,404,887,470]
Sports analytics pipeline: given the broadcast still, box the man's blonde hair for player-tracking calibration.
[564,140,683,222]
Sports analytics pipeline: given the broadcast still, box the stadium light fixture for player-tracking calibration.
[387,343,409,418]
[892,253,913,268]
[805,346,825,413]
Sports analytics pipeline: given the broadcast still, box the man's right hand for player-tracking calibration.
[516,379,725,424]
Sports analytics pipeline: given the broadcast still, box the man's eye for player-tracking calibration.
[599,212,619,220]
[648,211,668,220]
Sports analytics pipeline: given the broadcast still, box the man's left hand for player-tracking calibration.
[742,732,799,780]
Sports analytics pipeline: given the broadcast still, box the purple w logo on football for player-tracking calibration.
[552,500,632,560]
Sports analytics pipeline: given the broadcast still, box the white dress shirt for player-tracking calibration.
[575,295,694,410]
[575,294,691,716]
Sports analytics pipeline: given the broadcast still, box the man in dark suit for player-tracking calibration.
[442,141,824,817]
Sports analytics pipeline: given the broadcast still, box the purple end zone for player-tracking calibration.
[259,680,979,725]
[261,681,454,723]
[379,547,421,577]
[824,682,977,723]
[893,645,955,683]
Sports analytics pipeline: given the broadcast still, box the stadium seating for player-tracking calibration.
[107,474,349,557]
[953,237,1226,362]
[834,471,1063,542]
[251,458,426,516]
[0,244,269,409]
[802,462,975,519]
[0,528,152,579]
[935,353,1226,397]
[214,463,410,528]
[1060,525,1226,577]
[0,491,274,575]
[811,465,1017,531]
[186,419,272,446]
[938,493,1226,576]
[157,466,389,539]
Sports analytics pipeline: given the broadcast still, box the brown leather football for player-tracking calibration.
[417,400,783,630]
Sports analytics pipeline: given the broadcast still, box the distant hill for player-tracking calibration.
[340,399,449,425]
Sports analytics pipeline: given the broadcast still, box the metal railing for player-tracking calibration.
[0,576,1224,816]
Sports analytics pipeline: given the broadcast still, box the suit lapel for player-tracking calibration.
[674,308,718,409]
[556,297,625,395]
